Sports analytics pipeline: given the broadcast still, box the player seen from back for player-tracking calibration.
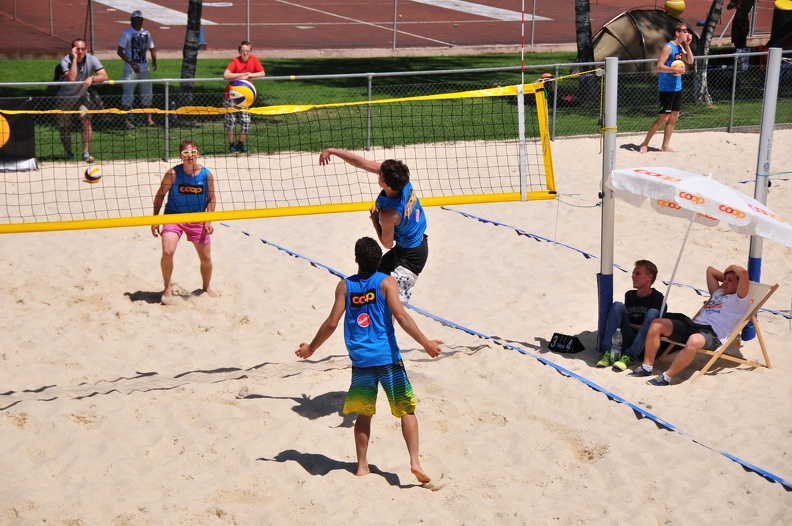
[295,236,443,483]
[319,148,428,304]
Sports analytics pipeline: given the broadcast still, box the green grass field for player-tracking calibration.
[2,52,789,162]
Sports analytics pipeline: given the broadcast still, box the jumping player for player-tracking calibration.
[319,148,428,304]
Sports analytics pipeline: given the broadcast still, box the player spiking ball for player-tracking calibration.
[319,148,429,306]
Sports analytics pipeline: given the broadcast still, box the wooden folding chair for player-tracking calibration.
[657,281,779,382]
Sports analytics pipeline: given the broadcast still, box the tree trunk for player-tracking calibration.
[574,0,594,68]
[694,0,726,104]
[574,0,598,99]
[179,0,203,107]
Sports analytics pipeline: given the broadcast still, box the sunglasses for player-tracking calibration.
[180,149,199,156]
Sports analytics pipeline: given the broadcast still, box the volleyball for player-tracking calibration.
[225,79,257,109]
[664,0,686,16]
[83,166,102,184]
[671,60,686,76]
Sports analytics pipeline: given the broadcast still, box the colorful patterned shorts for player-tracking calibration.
[343,361,416,418]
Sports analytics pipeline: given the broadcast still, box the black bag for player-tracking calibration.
[548,332,585,353]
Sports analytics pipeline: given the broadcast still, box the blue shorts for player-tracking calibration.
[343,361,416,418]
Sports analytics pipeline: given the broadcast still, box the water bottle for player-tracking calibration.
[611,328,622,364]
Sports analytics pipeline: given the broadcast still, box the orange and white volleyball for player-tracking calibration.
[665,0,686,16]
[0,114,10,149]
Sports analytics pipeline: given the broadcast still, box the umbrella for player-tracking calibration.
[607,166,792,311]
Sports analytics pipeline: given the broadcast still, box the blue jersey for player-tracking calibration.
[164,165,210,215]
[344,272,401,368]
[658,42,683,93]
[375,181,426,249]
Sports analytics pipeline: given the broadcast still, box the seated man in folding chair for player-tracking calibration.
[628,264,750,386]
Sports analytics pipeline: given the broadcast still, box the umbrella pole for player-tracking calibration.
[661,217,695,315]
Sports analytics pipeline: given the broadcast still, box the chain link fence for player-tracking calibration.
[1,51,790,165]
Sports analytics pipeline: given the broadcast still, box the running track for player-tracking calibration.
[0,0,777,57]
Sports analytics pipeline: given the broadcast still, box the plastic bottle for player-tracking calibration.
[611,328,622,364]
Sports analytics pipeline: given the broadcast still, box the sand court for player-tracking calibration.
[1,130,791,524]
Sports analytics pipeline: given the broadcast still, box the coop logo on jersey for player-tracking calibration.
[179,184,204,194]
[404,189,418,219]
[357,313,371,328]
[351,289,377,306]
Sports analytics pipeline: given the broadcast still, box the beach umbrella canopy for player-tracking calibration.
[607,166,792,309]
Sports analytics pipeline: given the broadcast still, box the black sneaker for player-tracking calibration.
[237,142,248,153]
[627,366,652,377]
[647,375,670,387]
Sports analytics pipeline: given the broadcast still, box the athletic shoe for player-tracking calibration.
[596,352,610,368]
[83,152,95,163]
[627,366,652,377]
[66,152,74,161]
[612,355,633,371]
[237,142,248,153]
[229,144,237,154]
[647,375,670,387]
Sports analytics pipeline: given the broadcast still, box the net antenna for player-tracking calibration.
[521,0,525,86]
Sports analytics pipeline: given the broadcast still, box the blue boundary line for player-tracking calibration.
[442,207,791,321]
[221,222,791,492]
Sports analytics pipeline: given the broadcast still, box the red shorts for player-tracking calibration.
[162,222,210,244]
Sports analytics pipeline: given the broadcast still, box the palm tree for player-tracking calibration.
[178,0,203,107]
[694,0,727,104]
[574,0,597,97]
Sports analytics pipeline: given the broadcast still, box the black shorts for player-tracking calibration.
[658,91,683,114]
[665,314,721,350]
[379,234,428,276]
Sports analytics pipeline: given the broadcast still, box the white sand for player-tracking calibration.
[1,130,791,524]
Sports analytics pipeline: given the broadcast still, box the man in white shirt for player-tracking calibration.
[629,264,750,386]
[117,9,157,128]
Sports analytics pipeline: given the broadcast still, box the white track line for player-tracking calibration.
[96,0,218,25]
[411,0,550,22]
[274,0,457,46]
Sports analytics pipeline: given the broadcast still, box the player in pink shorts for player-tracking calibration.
[161,222,210,244]
[151,139,217,305]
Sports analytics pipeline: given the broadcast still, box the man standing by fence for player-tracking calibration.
[56,39,108,163]
[639,23,694,154]
[117,9,157,129]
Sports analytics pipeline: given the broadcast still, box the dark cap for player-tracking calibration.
[131,10,143,20]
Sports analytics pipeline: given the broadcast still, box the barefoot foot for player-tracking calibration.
[161,286,173,305]
[411,465,431,483]
[203,287,219,298]
[639,145,648,154]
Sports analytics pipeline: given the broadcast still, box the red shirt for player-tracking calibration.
[226,56,264,74]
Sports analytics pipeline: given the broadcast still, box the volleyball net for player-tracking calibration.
[0,82,556,234]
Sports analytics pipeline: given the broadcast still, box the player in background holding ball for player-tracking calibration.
[223,41,266,154]
[638,22,694,154]
[151,139,217,305]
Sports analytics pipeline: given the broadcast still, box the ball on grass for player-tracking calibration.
[224,79,257,109]
[84,165,102,184]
